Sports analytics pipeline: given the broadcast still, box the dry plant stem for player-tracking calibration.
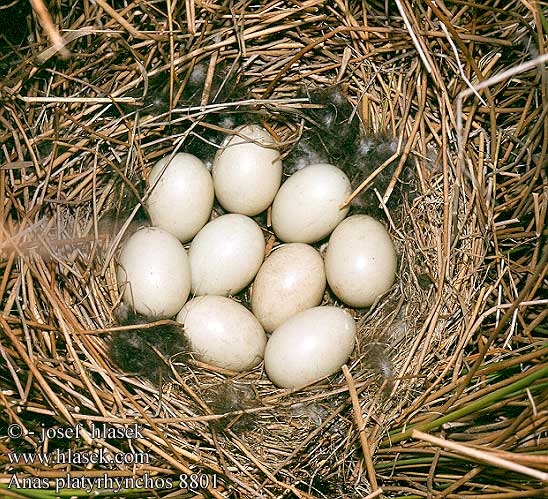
[386,361,548,445]
[19,97,138,104]
[261,382,365,484]
[478,448,548,467]
[185,0,196,34]
[342,365,379,492]
[394,0,431,74]
[412,430,548,483]
[264,25,366,98]
[448,243,548,404]
[364,489,384,499]
[0,317,76,428]
[93,0,161,40]
[457,52,548,169]
[340,151,399,208]
[230,435,319,499]
[28,0,69,58]
[433,467,483,499]
[80,343,185,460]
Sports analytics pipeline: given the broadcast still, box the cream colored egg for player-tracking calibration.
[271,163,351,243]
[325,215,397,307]
[146,153,214,242]
[177,296,267,371]
[189,214,265,296]
[251,243,326,333]
[117,227,191,318]
[213,124,282,216]
[265,306,356,388]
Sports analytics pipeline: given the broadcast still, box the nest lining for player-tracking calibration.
[1,1,547,498]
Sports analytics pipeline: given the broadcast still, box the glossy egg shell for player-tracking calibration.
[264,306,356,388]
[146,153,214,242]
[251,243,326,333]
[117,227,191,318]
[177,295,267,371]
[213,124,282,216]
[271,163,351,243]
[325,215,397,307]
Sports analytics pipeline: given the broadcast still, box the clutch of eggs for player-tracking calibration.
[114,124,401,388]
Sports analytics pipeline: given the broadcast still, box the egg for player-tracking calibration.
[264,306,356,388]
[146,153,214,242]
[213,124,282,216]
[251,243,326,333]
[177,296,267,371]
[325,215,397,307]
[117,227,191,318]
[271,163,352,243]
[189,214,265,296]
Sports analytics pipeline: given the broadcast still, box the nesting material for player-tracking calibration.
[204,381,262,433]
[284,85,360,172]
[362,342,396,393]
[108,312,188,385]
[345,134,414,217]
[2,2,547,498]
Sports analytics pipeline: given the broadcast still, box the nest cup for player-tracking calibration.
[1,2,547,498]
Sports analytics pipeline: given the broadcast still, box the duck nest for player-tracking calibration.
[0,1,547,498]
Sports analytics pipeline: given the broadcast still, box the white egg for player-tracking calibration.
[117,227,191,318]
[251,243,326,333]
[213,124,282,216]
[146,153,214,242]
[177,296,267,371]
[271,163,351,243]
[325,215,397,307]
[189,214,265,296]
[265,306,356,388]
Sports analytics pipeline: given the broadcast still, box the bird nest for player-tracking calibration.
[1,1,547,498]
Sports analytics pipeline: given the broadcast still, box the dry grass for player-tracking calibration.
[0,1,547,498]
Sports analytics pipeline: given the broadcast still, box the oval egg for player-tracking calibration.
[325,215,397,307]
[177,295,267,371]
[265,306,356,388]
[189,214,265,296]
[271,163,351,243]
[117,227,191,318]
[251,243,326,333]
[213,124,282,216]
[146,152,214,242]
